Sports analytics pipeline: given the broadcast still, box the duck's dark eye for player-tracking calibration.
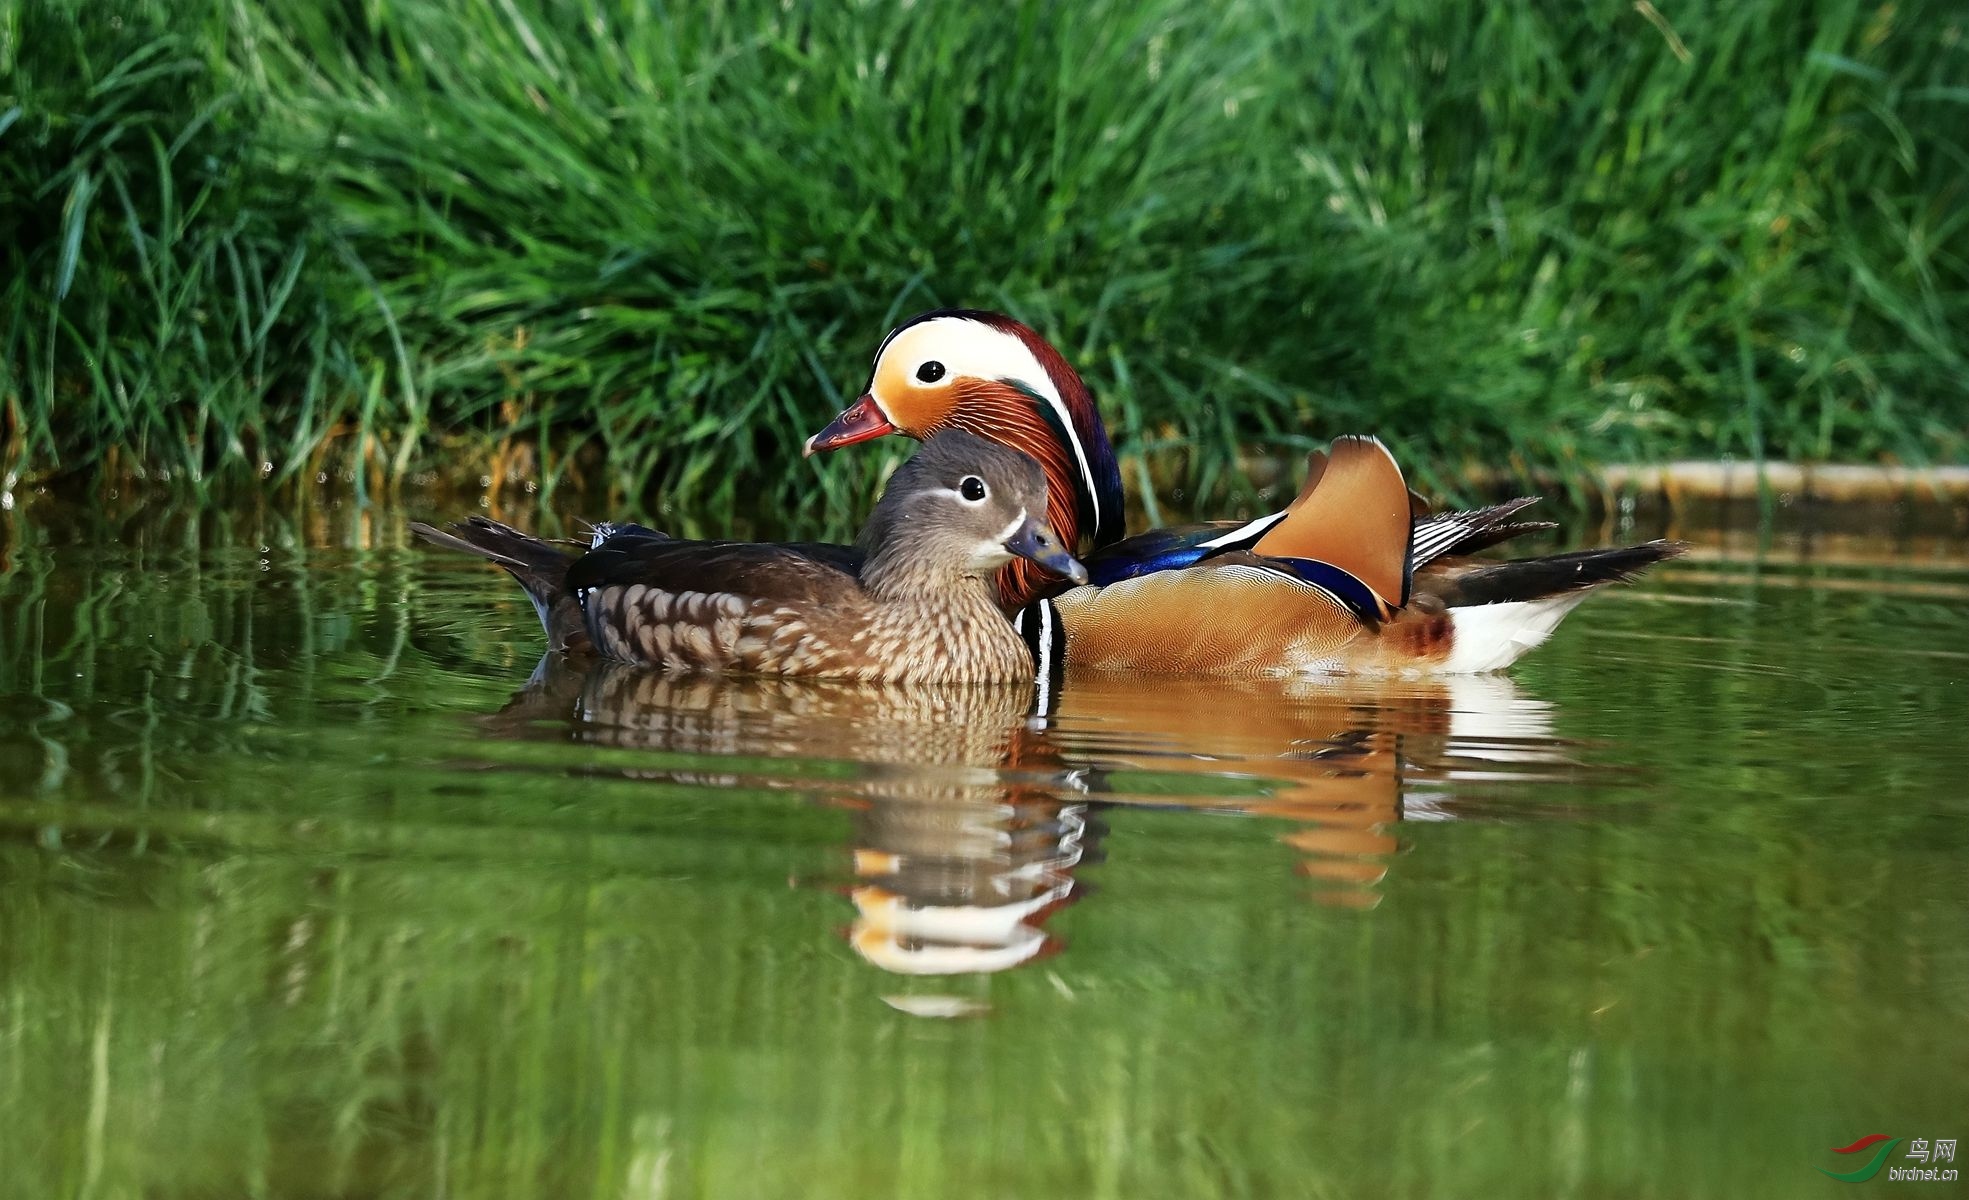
[916,360,946,383]
[959,476,988,503]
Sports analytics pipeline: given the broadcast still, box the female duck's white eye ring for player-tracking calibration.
[915,360,946,383]
[959,476,988,503]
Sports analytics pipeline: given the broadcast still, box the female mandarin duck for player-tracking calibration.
[806,309,1683,677]
[414,430,1086,684]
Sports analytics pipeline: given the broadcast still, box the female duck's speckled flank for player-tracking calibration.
[807,309,1684,677]
[414,431,1086,684]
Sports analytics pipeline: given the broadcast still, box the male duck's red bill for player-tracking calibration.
[804,393,896,454]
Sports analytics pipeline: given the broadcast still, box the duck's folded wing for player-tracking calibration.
[587,523,867,578]
[776,541,867,575]
[565,538,863,608]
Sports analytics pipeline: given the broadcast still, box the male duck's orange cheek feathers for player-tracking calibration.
[879,375,964,439]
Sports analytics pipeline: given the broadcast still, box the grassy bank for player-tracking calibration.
[3,0,1965,516]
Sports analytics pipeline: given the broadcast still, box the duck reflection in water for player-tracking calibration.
[487,660,1090,979]
[1035,672,1573,907]
[484,655,1573,987]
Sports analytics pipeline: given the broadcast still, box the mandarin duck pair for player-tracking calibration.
[418,310,1681,684]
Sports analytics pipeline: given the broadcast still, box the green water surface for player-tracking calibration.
[1,495,1964,1199]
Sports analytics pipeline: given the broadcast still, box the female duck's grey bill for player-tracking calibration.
[1005,516,1089,585]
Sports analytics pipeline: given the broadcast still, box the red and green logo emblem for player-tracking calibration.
[1819,1135,1901,1182]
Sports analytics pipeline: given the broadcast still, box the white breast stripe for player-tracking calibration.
[1033,600,1057,716]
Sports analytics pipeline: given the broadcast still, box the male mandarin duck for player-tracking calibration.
[806,309,1683,678]
[414,430,1086,684]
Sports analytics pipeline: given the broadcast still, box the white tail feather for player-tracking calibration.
[1442,594,1593,674]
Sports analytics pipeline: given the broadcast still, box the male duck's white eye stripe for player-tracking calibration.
[869,319,912,372]
[1023,598,1063,717]
[895,315,1105,539]
[946,317,1104,540]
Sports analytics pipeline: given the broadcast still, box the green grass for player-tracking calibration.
[3,0,1965,520]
